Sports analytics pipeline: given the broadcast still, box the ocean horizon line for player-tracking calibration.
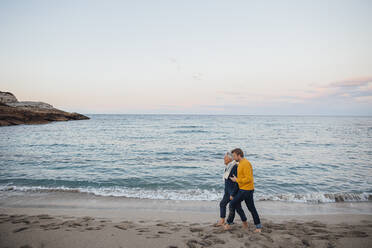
[81,113,372,117]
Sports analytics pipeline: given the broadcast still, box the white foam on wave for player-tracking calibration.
[0,185,370,203]
[257,192,372,203]
[0,185,221,201]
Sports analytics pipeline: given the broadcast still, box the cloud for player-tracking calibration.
[214,76,372,114]
[322,76,372,100]
[140,76,372,115]
[274,77,372,102]
[168,57,181,71]
[328,77,372,88]
[192,72,203,81]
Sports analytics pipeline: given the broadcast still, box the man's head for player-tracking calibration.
[224,152,233,165]
[231,148,244,161]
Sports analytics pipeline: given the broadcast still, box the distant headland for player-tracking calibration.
[0,91,89,126]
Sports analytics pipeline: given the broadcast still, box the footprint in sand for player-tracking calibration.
[155,223,168,227]
[40,222,62,230]
[301,239,311,247]
[185,239,202,248]
[36,214,54,220]
[84,225,102,230]
[189,227,204,233]
[114,221,135,230]
[264,222,284,230]
[145,234,161,239]
[207,237,225,245]
[234,232,244,239]
[170,227,182,232]
[328,241,336,248]
[264,228,272,234]
[114,225,128,230]
[200,233,213,239]
[185,232,225,247]
[19,245,33,248]
[211,228,225,234]
[247,236,258,242]
[61,220,83,228]
[136,227,150,233]
[11,218,31,224]
[13,226,29,233]
[81,216,94,221]
[308,221,327,228]
[185,239,214,248]
[189,223,200,226]
[361,220,372,224]
[347,230,369,238]
[10,214,26,218]
[311,228,330,233]
[0,218,10,223]
[60,215,72,219]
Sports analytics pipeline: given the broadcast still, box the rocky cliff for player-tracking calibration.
[0,91,89,126]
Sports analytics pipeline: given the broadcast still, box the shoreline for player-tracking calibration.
[1,191,372,217]
[1,184,371,203]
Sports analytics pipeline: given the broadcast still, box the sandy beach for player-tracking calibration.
[1,0,371,247]
[0,192,371,248]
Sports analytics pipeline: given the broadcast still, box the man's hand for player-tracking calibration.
[230,175,237,182]
[229,196,233,200]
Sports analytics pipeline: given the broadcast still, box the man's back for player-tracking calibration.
[236,158,254,190]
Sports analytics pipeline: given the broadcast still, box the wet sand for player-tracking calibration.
[0,191,371,248]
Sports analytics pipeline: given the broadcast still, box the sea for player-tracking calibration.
[0,115,371,204]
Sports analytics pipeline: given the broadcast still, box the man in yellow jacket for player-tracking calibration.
[224,148,262,232]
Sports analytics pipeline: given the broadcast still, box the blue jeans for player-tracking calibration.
[219,191,247,223]
[227,189,262,228]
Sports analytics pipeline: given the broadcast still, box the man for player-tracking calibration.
[224,148,262,233]
[216,152,248,227]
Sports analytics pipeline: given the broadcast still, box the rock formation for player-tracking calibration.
[0,91,89,126]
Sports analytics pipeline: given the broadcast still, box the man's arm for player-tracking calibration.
[235,163,253,185]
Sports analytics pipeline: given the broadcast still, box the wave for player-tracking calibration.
[174,130,208,134]
[173,125,203,129]
[0,185,220,201]
[259,192,372,203]
[0,185,371,203]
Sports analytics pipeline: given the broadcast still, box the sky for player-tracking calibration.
[0,0,371,115]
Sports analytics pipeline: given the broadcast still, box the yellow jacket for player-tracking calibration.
[236,158,254,190]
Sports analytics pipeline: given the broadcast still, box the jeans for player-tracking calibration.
[227,189,262,228]
[219,191,247,223]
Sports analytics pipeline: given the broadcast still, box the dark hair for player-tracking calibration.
[231,148,244,157]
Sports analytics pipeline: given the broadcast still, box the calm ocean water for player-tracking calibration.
[0,115,371,203]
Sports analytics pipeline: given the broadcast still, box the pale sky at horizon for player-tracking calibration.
[0,0,371,115]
